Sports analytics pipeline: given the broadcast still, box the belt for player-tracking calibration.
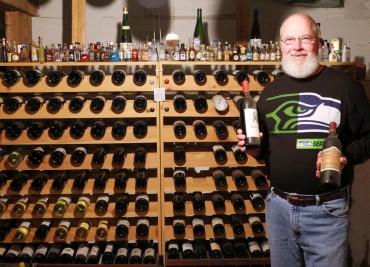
[272,187,348,206]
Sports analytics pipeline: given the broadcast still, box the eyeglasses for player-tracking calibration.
[280,36,316,45]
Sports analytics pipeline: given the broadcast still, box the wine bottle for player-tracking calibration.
[92,146,107,165]
[194,239,207,259]
[6,121,26,139]
[90,95,106,112]
[70,120,86,138]
[71,146,87,166]
[112,95,126,112]
[35,219,51,240]
[250,9,261,46]
[134,146,147,164]
[121,7,133,44]
[101,241,115,264]
[260,237,270,257]
[143,241,156,264]
[172,69,186,85]
[212,120,229,139]
[32,196,49,215]
[252,70,270,84]
[221,240,236,258]
[31,244,48,263]
[112,70,126,85]
[193,70,207,85]
[12,197,29,215]
[167,240,179,259]
[75,219,91,239]
[115,242,129,263]
[212,70,229,85]
[4,96,24,113]
[13,221,31,241]
[94,169,109,189]
[247,238,264,258]
[232,169,248,187]
[135,194,149,212]
[231,192,246,211]
[136,218,150,237]
[46,70,65,86]
[249,192,265,210]
[69,95,86,112]
[24,69,43,85]
[173,218,186,235]
[48,120,66,139]
[234,239,250,258]
[26,96,45,112]
[116,218,130,237]
[133,70,147,86]
[30,172,48,191]
[115,169,129,189]
[0,219,11,240]
[192,191,205,211]
[212,94,228,112]
[248,214,264,234]
[240,80,260,148]
[47,95,65,112]
[0,197,8,217]
[135,168,148,189]
[2,244,22,263]
[59,243,75,264]
[3,69,23,86]
[74,243,89,264]
[174,145,186,163]
[251,168,267,186]
[112,120,127,138]
[133,120,148,138]
[115,194,130,216]
[211,192,225,210]
[67,69,85,86]
[27,146,46,167]
[212,169,227,187]
[95,195,109,214]
[320,121,342,191]
[53,195,72,215]
[212,144,228,162]
[86,243,102,264]
[232,70,248,84]
[173,94,187,112]
[173,120,186,137]
[54,220,71,240]
[212,216,225,235]
[182,240,195,259]
[96,219,109,240]
[27,121,46,139]
[173,169,186,188]
[49,147,66,166]
[52,171,69,190]
[112,146,126,165]
[172,192,186,212]
[210,238,223,259]
[91,120,107,139]
[129,242,143,264]
[9,172,29,191]
[89,70,105,85]
[232,144,248,161]
[74,196,91,215]
[193,8,205,46]
[193,119,207,136]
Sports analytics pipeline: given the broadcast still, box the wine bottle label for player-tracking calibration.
[89,245,100,256]
[59,220,71,229]
[117,247,128,257]
[78,196,91,205]
[168,243,179,250]
[75,147,87,153]
[231,144,242,153]
[18,197,29,205]
[21,245,35,256]
[321,146,342,173]
[211,217,224,228]
[250,192,263,201]
[122,26,130,30]
[8,245,22,256]
[76,244,89,257]
[54,147,67,155]
[173,219,185,226]
[59,196,72,204]
[41,220,51,227]
[136,194,149,202]
[192,218,204,228]
[117,219,130,228]
[210,242,221,251]
[212,94,228,111]
[0,198,8,204]
[248,215,261,225]
[243,108,260,138]
[53,95,65,102]
[212,144,225,153]
[38,197,49,204]
[97,195,109,203]
[78,221,91,230]
[35,244,48,255]
[260,240,270,252]
[131,248,142,258]
[144,248,155,258]
[61,247,75,256]
[182,242,193,252]
[248,241,260,252]
[34,146,45,153]
[104,243,114,253]
[20,221,31,228]
[137,218,150,227]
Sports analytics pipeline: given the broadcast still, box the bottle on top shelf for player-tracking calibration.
[250,9,261,46]
[193,8,206,46]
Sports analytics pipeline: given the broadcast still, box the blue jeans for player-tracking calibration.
[266,187,349,267]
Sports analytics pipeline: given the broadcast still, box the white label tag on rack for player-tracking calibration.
[154,88,165,101]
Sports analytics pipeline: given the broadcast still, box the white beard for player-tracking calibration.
[282,51,320,79]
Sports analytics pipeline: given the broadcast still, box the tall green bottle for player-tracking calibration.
[193,8,205,48]
[120,7,133,47]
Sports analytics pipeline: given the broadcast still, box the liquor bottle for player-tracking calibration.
[232,70,248,84]
[75,219,91,239]
[167,240,179,259]
[90,95,106,112]
[69,95,86,112]
[173,169,186,188]
[54,220,71,240]
[48,120,66,139]
[191,191,205,211]
[193,70,207,85]
[247,238,263,258]
[4,96,24,112]
[27,121,46,139]
[92,146,107,165]
[231,169,247,187]
[212,216,225,235]
[35,219,51,239]
[135,168,148,189]
[115,169,129,189]
[94,169,109,189]
[6,121,26,139]
[112,95,126,112]
[174,145,186,163]
[0,197,8,217]
[172,192,186,213]
[31,243,48,263]
[232,144,247,161]
[133,70,147,86]
[13,221,31,241]
[24,69,43,85]
[248,214,264,233]
[212,144,228,162]
[101,242,115,264]
[194,239,207,259]
[121,7,133,45]
[211,192,225,210]
[30,172,48,191]
[32,196,49,215]
[9,172,29,191]
[182,240,195,259]
[0,219,11,240]
[133,94,147,111]
[115,194,130,215]
[193,119,207,136]
[133,120,148,138]
[212,169,227,187]
[67,69,85,85]
[112,120,127,138]
[53,195,72,215]
[70,120,86,138]
[129,241,143,264]
[2,244,22,263]
[234,239,250,258]
[172,69,186,85]
[86,243,101,264]
[74,196,91,215]
[112,146,127,165]
[320,121,342,191]
[251,168,267,186]
[47,95,65,113]
[212,120,229,139]
[173,120,187,137]
[173,94,187,112]
[134,146,147,164]
[250,9,261,46]
[27,147,46,166]
[212,70,229,85]
[231,192,246,211]
[71,146,87,166]
[89,70,105,85]
[253,70,270,84]
[52,171,69,190]
[96,219,109,240]
[46,70,65,86]
[135,194,149,212]
[112,70,126,85]
[49,147,66,166]
[249,192,265,210]
[116,218,130,237]
[193,8,205,46]
[59,243,75,264]
[3,69,23,86]
[240,80,260,148]
[220,240,236,258]
[12,197,29,215]
[115,242,129,263]
[210,239,223,259]
[26,96,45,112]
[74,243,89,264]
[136,218,150,237]
[212,94,228,112]
[95,195,109,214]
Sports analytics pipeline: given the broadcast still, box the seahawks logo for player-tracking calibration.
[266,92,341,133]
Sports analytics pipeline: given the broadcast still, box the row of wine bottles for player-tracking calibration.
[166,237,269,260]
[1,69,147,86]
[0,240,157,264]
